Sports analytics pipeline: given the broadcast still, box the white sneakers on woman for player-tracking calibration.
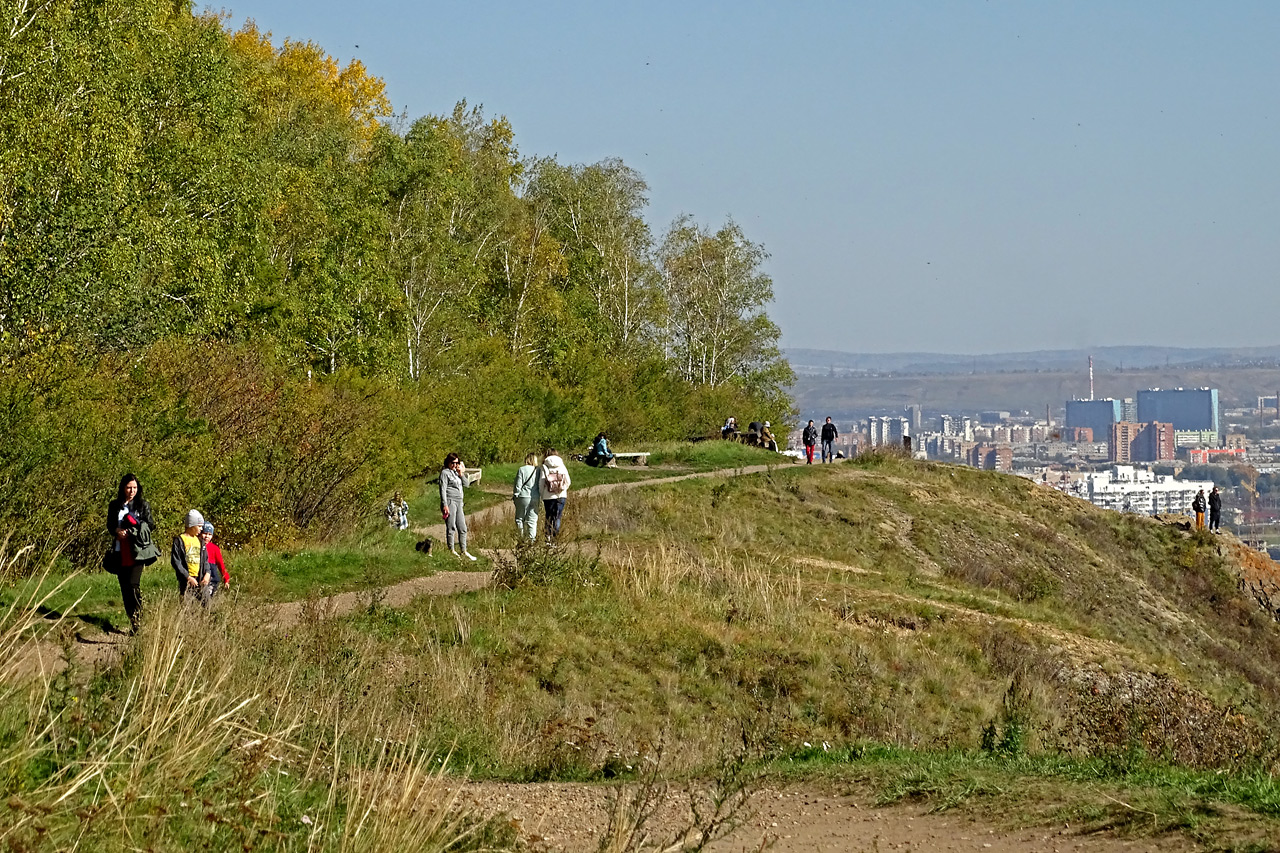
[451,549,478,561]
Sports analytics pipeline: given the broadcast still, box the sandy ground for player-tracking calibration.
[459,781,1197,853]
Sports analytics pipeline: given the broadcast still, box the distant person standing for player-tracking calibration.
[1192,489,1207,530]
[802,420,817,464]
[439,453,477,561]
[820,417,839,463]
[512,452,541,542]
[539,449,572,544]
[1208,486,1222,532]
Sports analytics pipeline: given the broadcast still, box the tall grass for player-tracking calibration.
[0,545,514,851]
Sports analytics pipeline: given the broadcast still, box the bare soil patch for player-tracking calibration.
[459,781,1197,853]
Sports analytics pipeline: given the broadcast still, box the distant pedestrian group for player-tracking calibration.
[1194,486,1223,532]
[801,417,839,464]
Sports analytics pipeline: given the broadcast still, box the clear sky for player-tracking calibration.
[222,1,1280,354]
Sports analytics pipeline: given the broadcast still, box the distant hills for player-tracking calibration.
[785,345,1280,377]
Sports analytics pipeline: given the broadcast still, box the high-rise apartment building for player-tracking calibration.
[1134,422,1176,462]
[1110,421,1176,463]
[1109,421,1141,463]
[968,443,1012,471]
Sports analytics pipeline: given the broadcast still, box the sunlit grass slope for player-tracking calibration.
[8,450,1280,847]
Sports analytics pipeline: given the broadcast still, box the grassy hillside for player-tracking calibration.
[5,451,1280,848]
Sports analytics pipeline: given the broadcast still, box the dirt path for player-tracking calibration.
[413,462,784,541]
[460,781,1197,853]
[264,462,793,628]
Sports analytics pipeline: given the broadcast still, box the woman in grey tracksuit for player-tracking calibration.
[439,453,476,560]
[512,452,540,541]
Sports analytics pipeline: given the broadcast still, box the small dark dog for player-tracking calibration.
[415,538,433,555]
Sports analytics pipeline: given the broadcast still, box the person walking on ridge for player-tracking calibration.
[201,522,229,598]
[106,473,161,633]
[440,453,477,561]
[802,420,817,464]
[1192,489,1207,530]
[539,448,572,544]
[820,417,839,463]
[512,452,541,542]
[171,509,213,603]
[1208,486,1222,532]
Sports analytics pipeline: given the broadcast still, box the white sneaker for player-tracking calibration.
[463,551,478,562]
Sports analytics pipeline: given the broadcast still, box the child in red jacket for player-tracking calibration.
[200,522,230,597]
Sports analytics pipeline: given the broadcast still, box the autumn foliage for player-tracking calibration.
[0,0,793,560]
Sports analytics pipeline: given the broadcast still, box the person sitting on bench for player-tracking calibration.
[721,417,738,440]
[586,432,616,467]
[760,421,778,452]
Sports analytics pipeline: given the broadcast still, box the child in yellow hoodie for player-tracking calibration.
[171,510,211,603]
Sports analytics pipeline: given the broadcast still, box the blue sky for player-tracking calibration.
[222,1,1280,353]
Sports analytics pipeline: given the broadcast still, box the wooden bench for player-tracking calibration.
[462,467,483,486]
[612,452,650,466]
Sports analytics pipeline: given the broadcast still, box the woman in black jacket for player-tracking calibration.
[106,473,158,633]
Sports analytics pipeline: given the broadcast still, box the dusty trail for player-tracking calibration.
[266,461,786,628]
[460,781,1196,853]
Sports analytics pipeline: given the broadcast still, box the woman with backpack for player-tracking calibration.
[439,453,477,560]
[539,449,572,544]
[106,473,161,633]
[512,452,541,541]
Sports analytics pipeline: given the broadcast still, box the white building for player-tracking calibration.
[865,416,910,448]
[1085,466,1215,515]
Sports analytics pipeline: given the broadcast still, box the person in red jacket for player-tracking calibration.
[200,522,230,597]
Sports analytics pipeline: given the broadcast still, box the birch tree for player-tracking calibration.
[658,215,790,391]
[525,157,659,356]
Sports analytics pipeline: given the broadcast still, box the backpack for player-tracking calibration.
[545,465,567,493]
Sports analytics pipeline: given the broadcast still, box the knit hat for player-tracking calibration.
[202,522,215,535]
[185,509,205,530]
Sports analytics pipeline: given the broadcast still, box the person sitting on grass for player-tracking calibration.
[385,491,410,530]
[586,432,615,468]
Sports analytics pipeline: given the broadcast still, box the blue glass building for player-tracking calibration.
[1136,388,1219,435]
[1065,399,1123,442]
